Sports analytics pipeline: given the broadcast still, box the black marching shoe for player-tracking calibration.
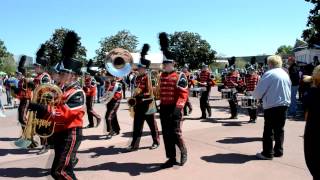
[229,116,238,119]
[126,145,138,152]
[95,118,102,127]
[160,158,178,169]
[180,152,187,166]
[149,143,159,150]
[189,109,193,115]
[248,119,256,123]
[85,124,94,129]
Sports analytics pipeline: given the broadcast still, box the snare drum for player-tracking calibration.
[221,89,233,99]
[241,96,258,108]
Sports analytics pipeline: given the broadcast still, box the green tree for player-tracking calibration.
[302,0,320,46]
[95,30,138,62]
[0,39,16,74]
[276,45,294,57]
[168,31,216,70]
[43,28,87,66]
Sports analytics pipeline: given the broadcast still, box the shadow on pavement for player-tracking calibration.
[201,153,257,164]
[0,137,18,141]
[216,137,262,144]
[121,131,162,138]
[201,118,248,126]
[78,146,127,157]
[75,162,161,176]
[0,167,49,178]
[0,148,40,156]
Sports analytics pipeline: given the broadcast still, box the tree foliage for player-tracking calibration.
[276,45,294,57]
[0,39,16,74]
[43,28,87,66]
[95,30,138,62]
[168,31,216,70]
[302,0,320,46]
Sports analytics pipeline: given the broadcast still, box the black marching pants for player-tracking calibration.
[105,99,121,133]
[160,105,187,160]
[200,88,211,118]
[86,96,101,127]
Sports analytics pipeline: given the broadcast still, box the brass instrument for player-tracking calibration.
[14,84,63,148]
[104,48,133,78]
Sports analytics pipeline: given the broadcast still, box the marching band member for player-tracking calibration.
[244,65,260,123]
[33,44,53,154]
[104,77,122,139]
[127,44,160,151]
[13,56,33,131]
[223,57,241,119]
[182,65,193,116]
[84,60,101,128]
[28,31,85,179]
[158,32,189,168]
[198,64,213,119]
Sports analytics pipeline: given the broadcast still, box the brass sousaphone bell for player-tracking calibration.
[104,48,133,78]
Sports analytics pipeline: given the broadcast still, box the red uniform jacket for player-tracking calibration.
[33,72,51,87]
[198,70,214,87]
[160,71,188,109]
[106,81,122,101]
[83,76,97,97]
[224,72,241,89]
[16,78,32,100]
[135,73,151,103]
[47,82,85,132]
[244,74,259,92]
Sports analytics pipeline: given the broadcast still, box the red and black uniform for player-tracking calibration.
[29,81,85,179]
[223,71,241,118]
[159,70,188,163]
[183,71,193,116]
[33,72,52,148]
[244,73,260,121]
[83,76,101,127]
[130,73,160,148]
[198,70,213,118]
[16,78,32,130]
[105,80,122,134]
[33,72,51,87]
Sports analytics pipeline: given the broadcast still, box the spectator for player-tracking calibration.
[303,65,320,180]
[253,55,291,160]
[287,57,300,117]
[95,72,105,103]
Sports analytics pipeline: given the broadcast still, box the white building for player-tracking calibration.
[293,40,320,64]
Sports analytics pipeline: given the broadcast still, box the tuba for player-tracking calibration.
[14,84,63,148]
[104,48,133,78]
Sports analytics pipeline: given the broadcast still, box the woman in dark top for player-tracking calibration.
[304,65,320,180]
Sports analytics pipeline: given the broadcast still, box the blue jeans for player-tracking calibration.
[288,85,298,115]
[97,85,104,102]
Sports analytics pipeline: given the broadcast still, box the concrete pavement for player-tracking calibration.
[0,87,312,180]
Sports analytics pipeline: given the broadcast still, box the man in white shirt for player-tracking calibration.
[253,55,291,160]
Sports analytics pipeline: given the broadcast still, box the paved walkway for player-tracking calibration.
[0,87,311,180]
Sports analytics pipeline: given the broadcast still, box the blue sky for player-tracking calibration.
[0,0,312,59]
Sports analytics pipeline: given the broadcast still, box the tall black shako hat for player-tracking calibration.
[159,32,175,64]
[57,31,83,75]
[85,59,97,76]
[17,55,27,76]
[34,44,48,67]
[138,44,151,69]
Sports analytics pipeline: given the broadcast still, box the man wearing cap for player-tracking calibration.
[28,31,85,179]
[244,65,260,123]
[159,32,189,168]
[223,57,241,119]
[33,45,53,154]
[182,65,193,116]
[198,64,213,119]
[128,44,160,151]
[104,77,122,139]
[84,62,101,128]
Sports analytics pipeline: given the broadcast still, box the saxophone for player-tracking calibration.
[14,84,63,148]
